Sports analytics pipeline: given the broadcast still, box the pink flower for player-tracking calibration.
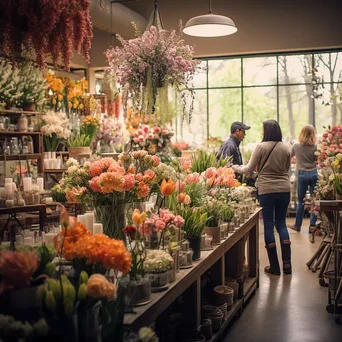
[143,125,150,134]
[151,155,160,167]
[175,180,186,192]
[155,220,166,231]
[183,194,191,205]
[204,167,217,179]
[123,174,135,190]
[89,176,102,192]
[174,215,185,228]
[153,126,161,134]
[207,176,215,187]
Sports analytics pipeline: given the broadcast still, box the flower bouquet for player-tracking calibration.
[144,249,173,291]
[40,111,71,151]
[0,60,22,108]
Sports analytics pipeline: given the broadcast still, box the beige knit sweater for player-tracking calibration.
[234,141,291,195]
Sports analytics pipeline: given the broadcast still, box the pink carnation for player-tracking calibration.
[155,220,166,231]
[174,215,185,228]
[89,176,101,192]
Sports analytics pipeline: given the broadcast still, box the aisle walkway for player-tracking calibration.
[223,218,342,342]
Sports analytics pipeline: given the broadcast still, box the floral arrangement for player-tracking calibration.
[67,115,99,147]
[143,250,173,274]
[0,250,39,294]
[0,60,22,106]
[171,141,190,157]
[105,24,200,122]
[91,116,128,153]
[190,150,231,174]
[0,0,93,70]
[202,199,224,227]
[40,110,71,151]
[18,61,47,108]
[66,78,89,111]
[202,166,237,188]
[45,70,66,110]
[55,220,132,276]
[229,186,253,202]
[130,124,174,154]
[316,125,342,167]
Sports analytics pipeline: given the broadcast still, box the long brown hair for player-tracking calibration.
[298,124,316,145]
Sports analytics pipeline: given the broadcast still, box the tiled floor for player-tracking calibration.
[222,218,342,342]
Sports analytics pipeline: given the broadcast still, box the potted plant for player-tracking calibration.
[181,206,208,260]
[122,209,152,306]
[144,249,174,292]
[68,116,99,160]
[40,110,71,157]
[18,61,47,111]
[221,205,235,238]
[203,200,223,245]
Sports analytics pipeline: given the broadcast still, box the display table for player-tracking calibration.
[124,209,260,340]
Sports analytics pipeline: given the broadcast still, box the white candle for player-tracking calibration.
[23,177,32,191]
[15,235,24,244]
[37,178,44,191]
[5,178,12,183]
[0,187,5,197]
[12,183,17,192]
[77,215,86,226]
[4,183,13,195]
[24,237,34,246]
[45,197,53,204]
[93,223,103,235]
[84,212,94,233]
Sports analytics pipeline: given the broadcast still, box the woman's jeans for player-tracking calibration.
[295,170,318,228]
[259,192,290,245]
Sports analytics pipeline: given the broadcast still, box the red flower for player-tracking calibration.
[122,225,137,239]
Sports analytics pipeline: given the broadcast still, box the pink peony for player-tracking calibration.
[89,176,102,192]
[155,220,166,231]
[174,215,185,228]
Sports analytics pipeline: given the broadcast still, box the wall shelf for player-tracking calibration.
[0,131,42,136]
[0,109,44,116]
[44,169,67,173]
[0,153,42,161]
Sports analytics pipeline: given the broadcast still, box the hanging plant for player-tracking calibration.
[0,0,93,71]
[105,22,200,124]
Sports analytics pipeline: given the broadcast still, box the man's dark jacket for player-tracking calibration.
[216,135,243,165]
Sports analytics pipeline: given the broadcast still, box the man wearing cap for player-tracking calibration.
[217,121,251,165]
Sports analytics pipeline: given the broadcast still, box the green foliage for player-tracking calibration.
[181,206,208,237]
[190,150,230,173]
[221,205,235,222]
[33,244,56,278]
[202,200,224,227]
[67,132,93,147]
[184,182,206,208]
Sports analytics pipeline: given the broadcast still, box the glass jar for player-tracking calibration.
[18,114,28,132]
[10,137,19,155]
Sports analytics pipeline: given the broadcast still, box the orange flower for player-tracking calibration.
[177,193,186,203]
[136,181,150,198]
[132,209,147,225]
[160,179,176,196]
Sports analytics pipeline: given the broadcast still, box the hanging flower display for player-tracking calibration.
[105,24,200,123]
[0,0,93,71]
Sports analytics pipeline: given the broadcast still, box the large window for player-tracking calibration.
[175,51,342,150]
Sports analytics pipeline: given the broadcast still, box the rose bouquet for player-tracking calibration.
[40,110,71,151]
[130,124,174,154]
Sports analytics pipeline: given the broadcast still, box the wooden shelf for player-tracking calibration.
[0,131,42,136]
[44,169,67,173]
[124,209,261,331]
[0,109,44,116]
[0,153,42,161]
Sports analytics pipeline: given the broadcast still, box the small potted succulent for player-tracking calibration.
[144,249,174,292]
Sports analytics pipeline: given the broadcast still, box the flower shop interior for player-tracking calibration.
[0,0,342,341]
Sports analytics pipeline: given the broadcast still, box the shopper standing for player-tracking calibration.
[289,124,318,233]
[232,120,292,275]
[216,121,251,165]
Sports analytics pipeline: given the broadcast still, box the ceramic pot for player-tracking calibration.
[187,236,201,261]
[204,226,221,245]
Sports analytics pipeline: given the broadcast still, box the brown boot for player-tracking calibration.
[288,225,300,232]
[281,240,292,274]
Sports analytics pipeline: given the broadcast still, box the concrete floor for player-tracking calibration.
[223,218,342,342]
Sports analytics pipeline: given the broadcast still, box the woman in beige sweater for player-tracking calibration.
[233,120,292,275]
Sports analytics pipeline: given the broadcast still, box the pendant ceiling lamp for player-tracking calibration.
[183,0,237,37]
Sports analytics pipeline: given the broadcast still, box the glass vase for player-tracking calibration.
[95,203,126,240]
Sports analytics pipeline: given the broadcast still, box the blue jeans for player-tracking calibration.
[259,192,290,245]
[295,170,318,228]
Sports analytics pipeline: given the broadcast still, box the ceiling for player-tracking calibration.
[122,0,342,57]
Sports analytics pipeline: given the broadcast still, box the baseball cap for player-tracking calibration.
[230,121,251,134]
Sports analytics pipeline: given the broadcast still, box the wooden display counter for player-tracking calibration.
[124,209,260,340]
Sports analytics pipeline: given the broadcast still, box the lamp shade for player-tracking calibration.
[183,14,237,37]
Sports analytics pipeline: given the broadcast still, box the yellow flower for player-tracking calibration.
[79,103,84,110]
[73,103,78,109]
[132,209,147,225]
[68,102,72,108]
[52,99,57,105]
[57,94,63,101]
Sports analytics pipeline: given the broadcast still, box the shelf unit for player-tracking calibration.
[0,110,45,174]
[124,209,260,341]
[0,109,44,116]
